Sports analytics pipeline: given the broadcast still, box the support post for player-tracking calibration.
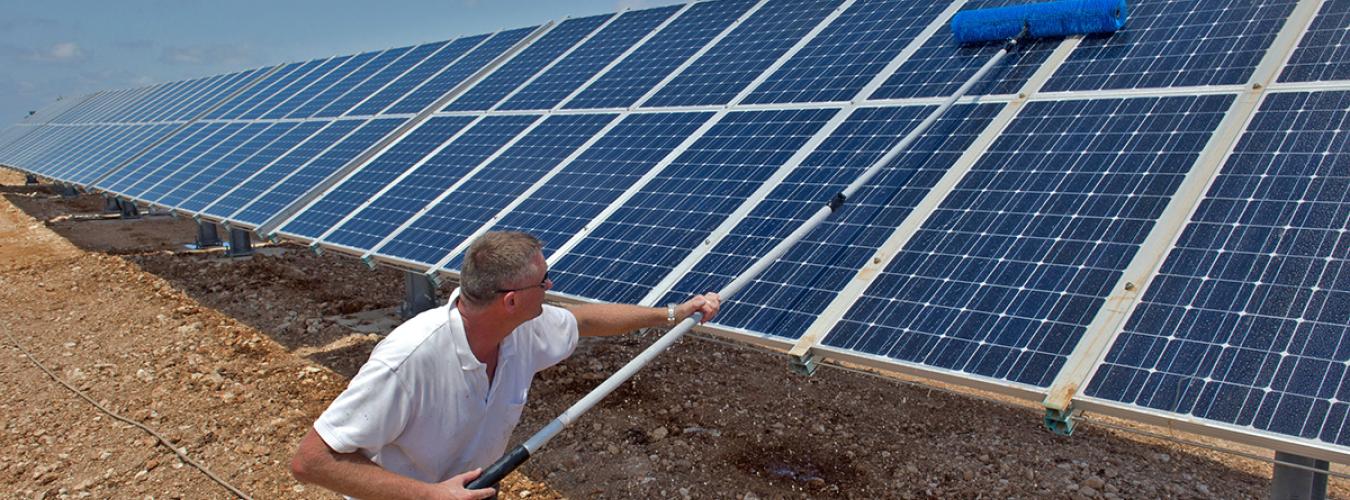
[117,198,141,219]
[25,174,39,185]
[104,196,121,213]
[59,184,79,198]
[195,221,223,248]
[400,271,438,320]
[226,227,254,257]
[1270,452,1327,500]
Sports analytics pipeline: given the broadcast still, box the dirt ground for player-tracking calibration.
[0,167,1345,499]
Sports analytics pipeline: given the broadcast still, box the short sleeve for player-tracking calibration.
[521,305,579,373]
[313,360,412,455]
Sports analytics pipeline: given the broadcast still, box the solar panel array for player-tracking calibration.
[1,0,1346,463]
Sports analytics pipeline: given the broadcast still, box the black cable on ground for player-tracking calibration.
[0,327,253,499]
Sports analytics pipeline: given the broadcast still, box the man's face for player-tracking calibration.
[512,252,551,319]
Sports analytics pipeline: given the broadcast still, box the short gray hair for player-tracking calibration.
[460,231,543,305]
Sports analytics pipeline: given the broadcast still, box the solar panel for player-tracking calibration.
[180,121,326,213]
[383,27,539,115]
[231,118,406,227]
[98,123,216,194]
[1042,0,1298,92]
[662,103,1001,338]
[549,107,837,304]
[318,115,538,252]
[121,123,250,199]
[1278,0,1350,83]
[822,94,1234,388]
[238,59,338,120]
[199,120,360,220]
[136,123,268,201]
[370,112,618,266]
[206,62,306,120]
[347,37,486,116]
[288,49,401,119]
[742,0,954,104]
[445,15,612,112]
[448,111,715,270]
[155,123,298,208]
[278,116,477,240]
[313,42,444,118]
[260,55,360,120]
[1085,90,1350,446]
[498,6,680,111]
[564,0,757,110]
[69,125,182,186]
[643,0,846,108]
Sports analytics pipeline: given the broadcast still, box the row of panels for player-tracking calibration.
[0,0,1346,462]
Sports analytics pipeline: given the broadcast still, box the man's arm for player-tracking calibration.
[569,292,720,337]
[290,428,494,500]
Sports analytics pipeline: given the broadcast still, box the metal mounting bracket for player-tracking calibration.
[1044,406,1081,436]
[789,348,819,377]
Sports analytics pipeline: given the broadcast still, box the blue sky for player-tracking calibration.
[1,0,666,123]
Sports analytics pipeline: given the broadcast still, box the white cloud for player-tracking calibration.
[25,42,84,62]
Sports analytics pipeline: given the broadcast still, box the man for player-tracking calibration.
[290,231,720,499]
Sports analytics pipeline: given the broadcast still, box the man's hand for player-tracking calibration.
[678,292,721,324]
[435,468,497,500]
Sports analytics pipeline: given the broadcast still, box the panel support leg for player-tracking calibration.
[226,228,254,257]
[1043,406,1080,436]
[195,221,223,248]
[1270,452,1327,500]
[25,174,38,185]
[118,198,141,219]
[103,196,120,212]
[59,184,79,198]
[400,272,438,320]
[789,348,819,376]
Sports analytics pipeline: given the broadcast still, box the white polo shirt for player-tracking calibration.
[314,293,578,484]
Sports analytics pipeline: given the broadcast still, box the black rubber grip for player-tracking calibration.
[828,192,847,211]
[467,445,530,490]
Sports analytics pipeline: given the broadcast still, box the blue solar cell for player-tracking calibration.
[71,125,180,185]
[444,15,611,112]
[1279,0,1350,83]
[1043,0,1297,92]
[281,116,476,239]
[823,94,1234,389]
[458,111,714,270]
[237,58,338,120]
[170,70,262,121]
[565,0,756,110]
[550,108,837,304]
[1087,90,1350,446]
[260,55,360,119]
[40,125,133,180]
[643,0,845,108]
[124,123,250,199]
[179,122,325,213]
[348,37,487,116]
[206,62,308,120]
[201,120,362,220]
[288,49,401,119]
[384,27,537,115]
[313,43,444,118]
[322,115,537,251]
[870,0,1057,100]
[743,0,954,104]
[98,123,215,194]
[374,113,617,266]
[156,123,298,208]
[500,7,679,111]
[664,103,1001,339]
[233,118,405,226]
[138,123,267,202]
[146,74,227,122]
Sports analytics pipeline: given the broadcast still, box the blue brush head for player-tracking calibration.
[950,0,1127,45]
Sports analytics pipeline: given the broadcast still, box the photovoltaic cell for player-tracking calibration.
[870,0,1057,100]
[288,49,402,119]
[1278,0,1350,83]
[1087,90,1350,446]
[348,37,485,116]
[239,58,342,120]
[98,123,214,194]
[550,107,837,304]
[201,120,361,220]
[281,116,477,239]
[321,115,537,252]
[644,0,845,108]
[261,55,360,119]
[70,125,181,186]
[374,113,617,266]
[180,121,327,213]
[823,94,1234,388]
[122,123,249,199]
[233,118,405,226]
[743,0,955,104]
[313,42,443,118]
[565,0,756,110]
[499,6,679,111]
[384,27,538,115]
[206,62,306,120]
[444,15,611,112]
[663,103,1001,339]
[1042,0,1297,92]
[157,123,301,208]
[458,111,714,269]
[137,123,266,202]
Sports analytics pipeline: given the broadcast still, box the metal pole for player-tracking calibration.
[195,221,223,248]
[117,198,141,219]
[401,272,438,319]
[25,174,38,185]
[226,228,254,257]
[1271,452,1327,500]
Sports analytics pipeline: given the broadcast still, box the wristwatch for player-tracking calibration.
[666,303,678,326]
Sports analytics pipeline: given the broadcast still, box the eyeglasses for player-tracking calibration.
[496,272,550,294]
